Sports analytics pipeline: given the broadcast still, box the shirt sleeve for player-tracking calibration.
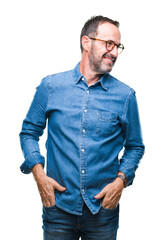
[19,77,49,174]
[119,89,145,186]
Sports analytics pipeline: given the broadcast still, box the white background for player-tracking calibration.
[1,0,164,239]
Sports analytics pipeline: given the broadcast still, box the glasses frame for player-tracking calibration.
[89,37,124,54]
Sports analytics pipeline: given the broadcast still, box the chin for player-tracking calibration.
[101,66,113,74]
[101,62,113,73]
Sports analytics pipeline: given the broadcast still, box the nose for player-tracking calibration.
[108,45,118,58]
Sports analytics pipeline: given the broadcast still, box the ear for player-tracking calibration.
[81,36,91,52]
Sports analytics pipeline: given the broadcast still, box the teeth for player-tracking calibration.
[106,57,112,61]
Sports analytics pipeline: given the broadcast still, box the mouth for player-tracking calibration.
[103,54,116,65]
[104,56,114,64]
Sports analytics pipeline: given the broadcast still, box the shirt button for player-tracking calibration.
[86,90,89,94]
[84,109,87,113]
[82,129,85,133]
[82,77,84,81]
[82,189,85,192]
[82,170,85,174]
[81,149,85,152]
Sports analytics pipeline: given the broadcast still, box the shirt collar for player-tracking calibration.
[99,74,110,91]
[73,62,110,91]
[73,62,83,84]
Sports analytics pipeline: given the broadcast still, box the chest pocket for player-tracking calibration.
[96,111,119,137]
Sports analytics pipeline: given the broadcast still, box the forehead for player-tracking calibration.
[96,22,121,43]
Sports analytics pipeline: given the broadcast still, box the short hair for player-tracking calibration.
[80,15,120,52]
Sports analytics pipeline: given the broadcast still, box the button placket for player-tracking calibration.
[80,87,90,195]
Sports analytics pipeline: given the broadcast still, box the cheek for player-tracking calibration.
[92,44,106,58]
[98,46,107,56]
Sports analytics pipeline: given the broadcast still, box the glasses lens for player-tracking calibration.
[107,41,115,51]
[118,44,124,54]
[107,41,124,54]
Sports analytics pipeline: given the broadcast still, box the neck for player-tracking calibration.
[79,56,103,86]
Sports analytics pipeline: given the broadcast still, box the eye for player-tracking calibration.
[107,40,114,46]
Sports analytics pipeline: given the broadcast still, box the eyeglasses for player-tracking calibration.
[89,37,124,54]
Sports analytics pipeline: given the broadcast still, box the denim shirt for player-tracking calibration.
[19,62,145,215]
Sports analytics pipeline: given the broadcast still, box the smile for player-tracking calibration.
[104,56,114,64]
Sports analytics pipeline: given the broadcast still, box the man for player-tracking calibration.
[19,16,145,240]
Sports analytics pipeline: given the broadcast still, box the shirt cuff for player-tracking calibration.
[20,152,45,174]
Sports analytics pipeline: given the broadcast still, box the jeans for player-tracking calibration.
[42,203,119,240]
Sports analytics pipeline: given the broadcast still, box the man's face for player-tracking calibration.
[88,22,121,74]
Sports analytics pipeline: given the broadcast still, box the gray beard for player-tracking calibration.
[89,57,113,74]
[89,47,115,74]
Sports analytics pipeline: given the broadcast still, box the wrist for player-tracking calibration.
[114,176,124,188]
[116,173,128,188]
[32,164,46,182]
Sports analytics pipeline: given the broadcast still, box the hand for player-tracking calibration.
[94,177,124,209]
[36,175,66,207]
[32,164,66,207]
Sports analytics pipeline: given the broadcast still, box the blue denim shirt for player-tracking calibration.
[19,62,145,215]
